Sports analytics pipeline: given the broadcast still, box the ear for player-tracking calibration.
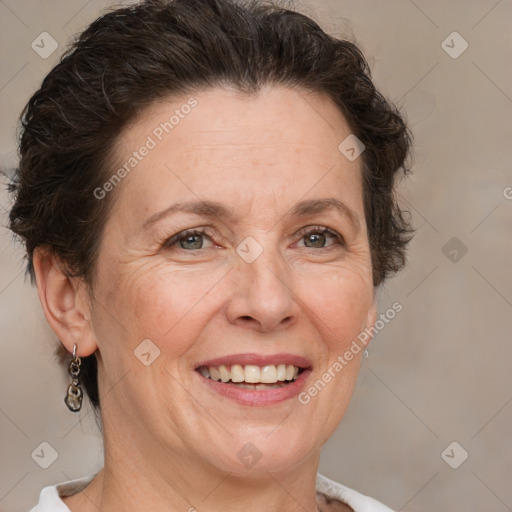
[365,296,378,346]
[32,247,98,357]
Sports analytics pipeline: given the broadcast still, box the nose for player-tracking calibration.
[226,248,299,332]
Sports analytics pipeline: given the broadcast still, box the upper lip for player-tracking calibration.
[195,353,312,369]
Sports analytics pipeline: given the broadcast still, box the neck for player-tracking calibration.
[68,416,323,512]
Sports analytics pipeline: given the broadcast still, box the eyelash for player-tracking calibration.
[162,226,345,251]
[162,228,216,250]
[295,225,346,249]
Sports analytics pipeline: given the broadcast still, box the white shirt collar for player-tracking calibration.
[30,472,395,512]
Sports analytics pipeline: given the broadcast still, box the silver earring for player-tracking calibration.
[363,349,369,358]
[65,344,83,412]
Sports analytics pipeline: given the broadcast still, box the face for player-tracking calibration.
[87,86,376,475]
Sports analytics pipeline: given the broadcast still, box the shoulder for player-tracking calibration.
[28,474,95,512]
[316,473,396,512]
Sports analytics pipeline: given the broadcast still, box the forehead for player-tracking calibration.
[108,86,364,223]
[129,85,352,149]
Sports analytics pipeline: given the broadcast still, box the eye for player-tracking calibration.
[296,226,345,249]
[163,228,215,250]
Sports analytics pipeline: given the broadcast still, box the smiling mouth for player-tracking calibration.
[196,363,306,389]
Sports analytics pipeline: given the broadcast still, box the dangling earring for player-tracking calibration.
[64,344,83,412]
[363,349,369,358]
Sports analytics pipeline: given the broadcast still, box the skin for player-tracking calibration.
[34,85,376,512]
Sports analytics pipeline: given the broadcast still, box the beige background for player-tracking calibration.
[1,0,511,511]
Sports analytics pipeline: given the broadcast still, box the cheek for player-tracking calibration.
[300,267,374,342]
[104,262,226,354]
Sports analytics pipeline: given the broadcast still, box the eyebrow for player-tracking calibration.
[142,198,360,232]
[289,198,360,231]
[142,200,234,230]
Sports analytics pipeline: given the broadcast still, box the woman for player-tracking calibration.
[9,0,412,510]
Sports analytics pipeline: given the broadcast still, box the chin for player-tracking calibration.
[207,429,316,477]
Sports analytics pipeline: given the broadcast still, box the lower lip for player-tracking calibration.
[197,369,312,406]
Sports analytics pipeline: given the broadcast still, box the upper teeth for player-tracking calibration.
[199,364,300,384]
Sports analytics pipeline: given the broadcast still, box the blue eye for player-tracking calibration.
[164,229,213,250]
[179,233,204,250]
[162,226,344,253]
[298,227,344,249]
